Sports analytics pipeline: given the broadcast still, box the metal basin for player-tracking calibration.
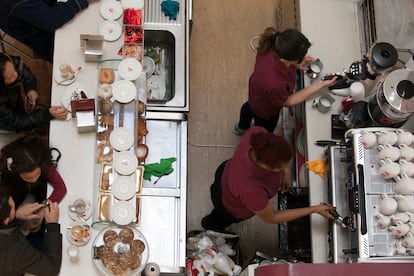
[143,0,188,112]
[144,30,175,104]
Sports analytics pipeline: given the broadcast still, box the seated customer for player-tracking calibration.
[202,126,336,231]
[0,53,67,132]
[0,0,90,62]
[0,192,62,276]
[0,135,67,208]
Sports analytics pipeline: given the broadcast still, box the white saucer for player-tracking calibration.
[109,127,134,151]
[142,56,155,77]
[68,199,92,221]
[118,58,142,81]
[112,80,136,103]
[66,221,92,246]
[110,201,135,225]
[99,20,122,42]
[61,82,91,111]
[114,151,138,175]
[54,64,77,85]
[100,0,123,20]
[112,175,136,200]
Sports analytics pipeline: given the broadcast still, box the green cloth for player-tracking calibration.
[161,0,180,20]
[143,157,177,181]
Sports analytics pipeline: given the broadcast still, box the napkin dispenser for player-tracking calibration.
[80,34,103,62]
[71,98,96,133]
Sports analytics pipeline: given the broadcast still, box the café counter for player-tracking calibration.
[50,2,186,275]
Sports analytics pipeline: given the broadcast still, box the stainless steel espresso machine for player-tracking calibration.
[334,42,414,129]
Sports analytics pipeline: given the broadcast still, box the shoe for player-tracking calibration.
[232,124,247,136]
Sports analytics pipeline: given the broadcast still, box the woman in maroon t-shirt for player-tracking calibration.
[233,28,337,134]
[202,127,335,231]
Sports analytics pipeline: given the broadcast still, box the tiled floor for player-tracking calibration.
[187,0,283,263]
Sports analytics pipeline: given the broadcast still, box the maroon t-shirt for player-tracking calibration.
[221,126,282,219]
[248,51,297,119]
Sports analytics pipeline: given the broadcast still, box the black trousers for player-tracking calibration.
[204,161,243,230]
[237,101,279,133]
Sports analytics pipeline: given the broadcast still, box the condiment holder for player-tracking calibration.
[80,34,104,62]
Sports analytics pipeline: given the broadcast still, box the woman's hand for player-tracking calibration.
[312,203,336,220]
[15,203,43,221]
[26,90,39,111]
[44,201,59,223]
[49,106,68,120]
[297,55,314,71]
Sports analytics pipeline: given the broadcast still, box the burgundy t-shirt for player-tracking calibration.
[248,51,297,119]
[221,126,282,219]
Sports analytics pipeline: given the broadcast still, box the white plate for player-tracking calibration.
[118,58,143,81]
[112,79,136,103]
[54,64,77,85]
[98,20,122,42]
[99,0,123,20]
[109,127,134,151]
[112,175,136,200]
[68,198,92,221]
[142,56,156,77]
[61,82,91,111]
[121,0,144,9]
[66,221,91,246]
[114,151,138,175]
[110,201,135,225]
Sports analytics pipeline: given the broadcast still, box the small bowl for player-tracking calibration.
[136,144,149,163]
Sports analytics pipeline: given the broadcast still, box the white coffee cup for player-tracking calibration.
[399,159,414,177]
[375,213,391,228]
[378,130,398,146]
[350,81,365,102]
[389,221,410,238]
[395,194,414,212]
[399,144,414,161]
[396,129,413,146]
[378,143,400,161]
[390,212,410,224]
[379,158,400,179]
[67,244,79,261]
[361,131,377,149]
[394,241,407,255]
[394,173,414,195]
[379,193,398,216]
[402,232,414,249]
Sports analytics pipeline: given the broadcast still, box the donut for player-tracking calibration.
[99,98,113,114]
[98,83,113,99]
[119,228,134,243]
[130,239,145,255]
[99,68,115,84]
[137,100,145,115]
[103,230,119,244]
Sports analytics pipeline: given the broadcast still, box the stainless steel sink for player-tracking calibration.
[144,30,175,104]
[143,0,189,112]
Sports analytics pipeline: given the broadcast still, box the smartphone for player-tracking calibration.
[42,199,50,208]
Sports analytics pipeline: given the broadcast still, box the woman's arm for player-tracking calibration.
[11,0,89,32]
[46,166,67,203]
[255,201,336,224]
[0,104,53,132]
[283,78,338,107]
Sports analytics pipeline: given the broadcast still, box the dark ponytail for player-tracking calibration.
[257,28,311,63]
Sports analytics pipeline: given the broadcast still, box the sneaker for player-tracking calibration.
[232,124,247,136]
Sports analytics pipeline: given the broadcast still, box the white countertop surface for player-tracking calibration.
[299,0,361,263]
[50,2,186,274]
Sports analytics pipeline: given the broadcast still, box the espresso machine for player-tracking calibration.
[334,42,414,129]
